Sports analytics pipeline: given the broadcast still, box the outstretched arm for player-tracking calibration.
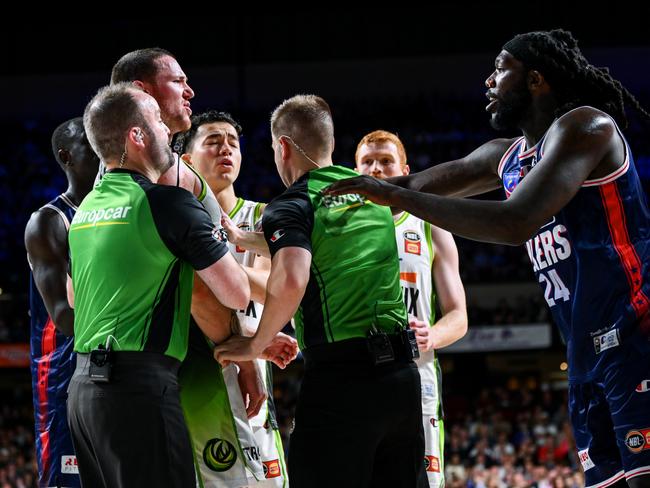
[25,209,74,336]
[327,108,619,245]
[387,138,512,197]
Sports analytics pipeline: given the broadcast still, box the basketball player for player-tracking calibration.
[356,129,467,487]
[177,110,289,487]
[327,29,650,488]
[24,117,99,487]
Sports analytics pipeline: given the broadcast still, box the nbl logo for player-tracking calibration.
[203,438,237,472]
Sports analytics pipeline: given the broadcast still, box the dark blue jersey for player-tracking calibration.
[27,193,80,486]
[498,112,650,382]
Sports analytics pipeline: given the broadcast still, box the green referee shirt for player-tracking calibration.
[68,169,228,361]
[262,165,407,350]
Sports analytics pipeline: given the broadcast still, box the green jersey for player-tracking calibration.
[262,165,407,349]
[68,169,228,361]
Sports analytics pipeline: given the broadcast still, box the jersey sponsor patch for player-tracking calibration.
[424,455,440,473]
[403,230,421,255]
[578,449,595,471]
[321,193,365,210]
[263,459,281,479]
[593,329,620,354]
[270,229,285,242]
[625,429,650,453]
[61,455,79,474]
[71,206,132,227]
[636,380,650,393]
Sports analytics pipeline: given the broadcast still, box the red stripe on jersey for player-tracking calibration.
[37,317,57,478]
[600,183,650,317]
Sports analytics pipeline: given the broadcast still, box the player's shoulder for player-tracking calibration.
[550,106,617,140]
[25,205,67,240]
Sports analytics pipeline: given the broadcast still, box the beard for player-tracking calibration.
[490,81,532,131]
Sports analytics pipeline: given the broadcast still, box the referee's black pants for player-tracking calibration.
[67,352,195,488]
[289,338,427,488]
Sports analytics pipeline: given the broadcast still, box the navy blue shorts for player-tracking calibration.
[569,352,650,487]
[35,401,80,487]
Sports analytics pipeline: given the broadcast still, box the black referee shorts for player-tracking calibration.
[67,352,195,488]
[289,337,427,488]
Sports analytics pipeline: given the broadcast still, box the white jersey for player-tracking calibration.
[394,212,440,416]
[228,198,266,331]
[395,212,445,487]
[228,199,276,432]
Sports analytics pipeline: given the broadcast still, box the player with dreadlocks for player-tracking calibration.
[327,29,650,488]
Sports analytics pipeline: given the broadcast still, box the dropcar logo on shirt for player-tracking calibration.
[270,229,285,242]
[61,455,79,474]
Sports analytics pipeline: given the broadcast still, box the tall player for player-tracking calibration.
[356,130,467,487]
[177,110,288,487]
[328,30,650,488]
[24,117,99,487]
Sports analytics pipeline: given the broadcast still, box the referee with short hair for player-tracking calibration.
[66,82,251,488]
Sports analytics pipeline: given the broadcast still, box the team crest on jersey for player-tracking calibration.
[203,438,237,472]
[503,171,521,195]
[403,230,421,255]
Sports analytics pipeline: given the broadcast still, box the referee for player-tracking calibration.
[215,95,426,488]
[66,83,251,488]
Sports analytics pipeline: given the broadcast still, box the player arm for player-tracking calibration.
[328,109,615,245]
[66,274,74,309]
[387,138,512,197]
[221,212,271,258]
[214,247,309,363]
[427,227,467,349]
[244,255,271,305]
[148,186,250,342]
[24,209,75,336]
[214,196,312,364]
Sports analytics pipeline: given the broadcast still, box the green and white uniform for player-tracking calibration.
[228,198,287,486]
[395,212,444,488]
[180,198,287,488]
